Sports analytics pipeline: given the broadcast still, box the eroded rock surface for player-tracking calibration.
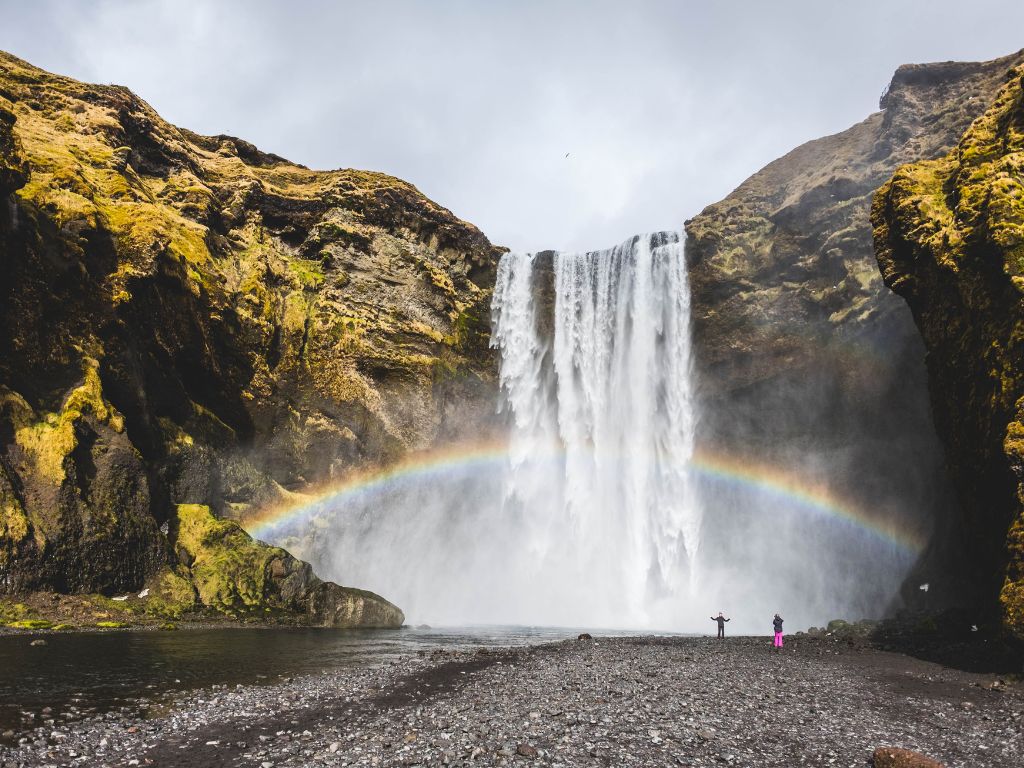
[0,50,498,623]
[874,61,1024,639]
[2,637,1019,767]
[685,50,1024,608]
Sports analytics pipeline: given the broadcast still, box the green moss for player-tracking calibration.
[7,619,53,630]
[412,254,456,295]
[311,220,371,251]
[0,486,31,560]
[445,299,491,356]
[144,566,197,619]
[1002,508,1024,636]
[13,357,123,487]
[100,201,211,269]
[874,65,1024,642]
[0,602,35,623]
[287,258,325,290]
[89,594,141,616]
[51,623,75,631]
[159,622,178,631]
[95,621,129,629]
[174,503,286,615]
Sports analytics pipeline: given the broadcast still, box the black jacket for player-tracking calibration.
[773,617,783,632]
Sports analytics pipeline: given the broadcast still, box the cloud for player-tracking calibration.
[1,0,1022,251]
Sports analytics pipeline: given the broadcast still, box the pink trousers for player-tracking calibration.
[773,632,784,647]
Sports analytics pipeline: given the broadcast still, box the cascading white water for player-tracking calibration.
[490,231,700,628]
[277,232,701,629]
[264,227,920,631]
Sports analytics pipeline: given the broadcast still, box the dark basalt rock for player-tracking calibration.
[0,102,27,196]
[0,49,500,626]
[685,48,1024,615]
[873,61,1024,640]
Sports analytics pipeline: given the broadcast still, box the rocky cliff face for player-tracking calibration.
[684,50,1024,608]
[0,50,501,625]
[873,61,1024,639]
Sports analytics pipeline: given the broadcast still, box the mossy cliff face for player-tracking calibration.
[0,50,499,624]
[161,504,402,627]
[873,63,1024,639]
[684,51,1024,606]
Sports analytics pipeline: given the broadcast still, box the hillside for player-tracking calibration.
[685,49,1024,613]
[0,50,501,625]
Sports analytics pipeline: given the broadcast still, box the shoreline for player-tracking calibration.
[1,635,1020,767]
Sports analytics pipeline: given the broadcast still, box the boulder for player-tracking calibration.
[872,746,945,768]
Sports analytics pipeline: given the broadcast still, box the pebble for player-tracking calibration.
[0,636,1019,767]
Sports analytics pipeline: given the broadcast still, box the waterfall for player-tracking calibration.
[268,228,916,630]
[490,231,700,628]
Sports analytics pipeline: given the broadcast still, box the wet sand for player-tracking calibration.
[1,635,1021,767]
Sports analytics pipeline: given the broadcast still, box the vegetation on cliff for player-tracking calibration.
[0,50,498,625]
[873,61,1024,639]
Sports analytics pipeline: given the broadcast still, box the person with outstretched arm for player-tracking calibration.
[772,613,784,650]
[710,612,730,639]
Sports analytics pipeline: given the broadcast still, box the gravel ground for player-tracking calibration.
[0,635,1020,767]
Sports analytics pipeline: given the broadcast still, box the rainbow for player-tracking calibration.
[243,440,925,554]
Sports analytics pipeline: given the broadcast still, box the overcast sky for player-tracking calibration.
[1,1,1022,252]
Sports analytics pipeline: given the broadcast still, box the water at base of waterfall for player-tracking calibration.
[0,626,684,737]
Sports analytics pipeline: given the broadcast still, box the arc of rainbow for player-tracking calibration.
[243,440,925,554]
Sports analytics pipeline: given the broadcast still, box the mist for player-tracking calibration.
[260,233,920,634]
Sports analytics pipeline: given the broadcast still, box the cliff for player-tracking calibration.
[873,61,1024,639]
[685,50,1024,609]
[0,50,501,627]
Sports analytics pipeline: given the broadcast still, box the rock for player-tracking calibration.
[873,60,1024,639]
[872,746,945,767]
[28,639,46,646]
[577,633,593,641]
[685,49,1024,616]
[516,743,538,758]
[170,504,402,627]
[0,101,29,196]
[0,49,500,618]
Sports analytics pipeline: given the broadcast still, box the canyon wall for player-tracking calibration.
[874,61,1024,638]
[0,50,500,624]
[685,50,1024,615]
